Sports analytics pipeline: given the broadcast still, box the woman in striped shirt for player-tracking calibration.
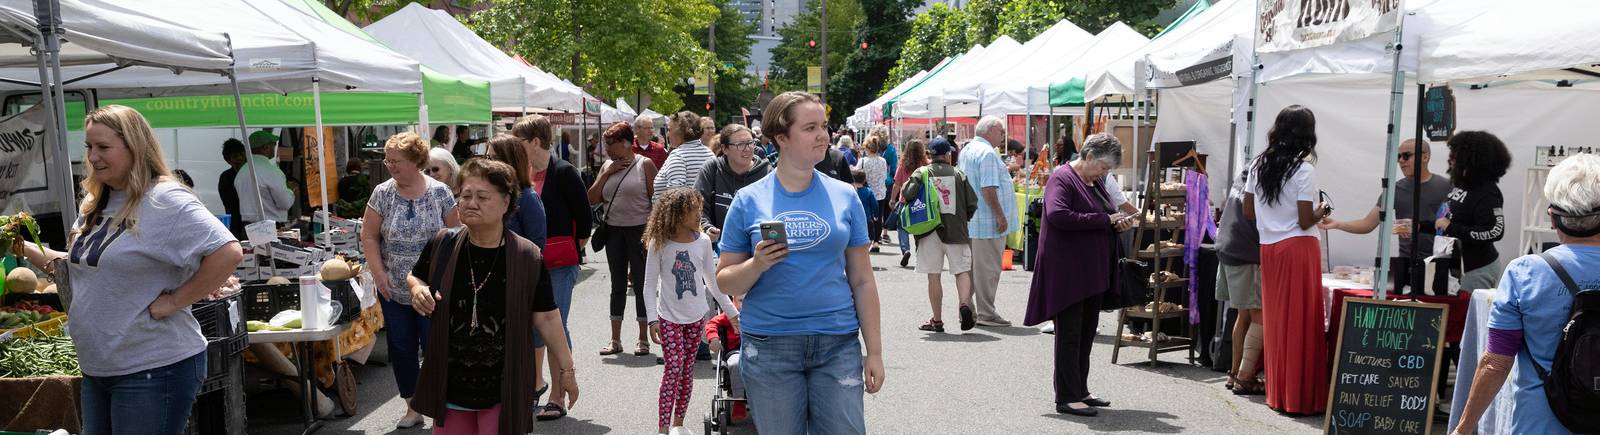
[653,111,716,201]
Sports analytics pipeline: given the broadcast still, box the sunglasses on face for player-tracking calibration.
[427,166,444,174]
[1398,151,1425,161]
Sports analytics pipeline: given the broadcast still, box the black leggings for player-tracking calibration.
[1054,293,1102,404]
[605,224,647,321]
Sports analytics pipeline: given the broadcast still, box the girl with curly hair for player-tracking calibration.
[641,189,738,435]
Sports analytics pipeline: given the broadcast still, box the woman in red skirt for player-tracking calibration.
[1243,105,1333,415]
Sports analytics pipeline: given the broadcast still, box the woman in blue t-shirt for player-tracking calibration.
[716,91,886,434]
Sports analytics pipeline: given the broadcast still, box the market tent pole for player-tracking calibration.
[227,40,267,218]
[1370,25,1409,301]
[417,93,428,136]
[32,0,75,231]
[313,78,331,247]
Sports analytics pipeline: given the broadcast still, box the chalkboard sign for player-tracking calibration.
[1324,298,1449,435]
[1422,85,1455,141]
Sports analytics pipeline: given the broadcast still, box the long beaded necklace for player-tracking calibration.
[465,234,503,334]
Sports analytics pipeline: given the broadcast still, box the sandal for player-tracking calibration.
[599,340,623,356]
[1225,371,1238,390]
[536,402,567,421]
[1232,377,1266,396]
[634,340,651,356]
[918,319,945,333]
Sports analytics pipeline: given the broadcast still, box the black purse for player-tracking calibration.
[590,160,637,252]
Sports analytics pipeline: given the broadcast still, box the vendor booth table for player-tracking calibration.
[248,323,350,435]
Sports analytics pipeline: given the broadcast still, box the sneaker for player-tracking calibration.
[975,317,1012,327]
[900,252,911,268]
[1040,322,1056,334]
[669,426,696,435]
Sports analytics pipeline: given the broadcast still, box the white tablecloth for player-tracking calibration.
[1446,288,1516,435]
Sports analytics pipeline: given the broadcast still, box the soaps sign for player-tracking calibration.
[0,105,48,208]
[1325,298,1448,435]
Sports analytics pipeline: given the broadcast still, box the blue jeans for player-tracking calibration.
[81,350,206,435]
[739,333,866,434]
[535,265,578,348]
[381,297,431,398]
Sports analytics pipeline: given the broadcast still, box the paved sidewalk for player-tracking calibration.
[251,249,1325,434]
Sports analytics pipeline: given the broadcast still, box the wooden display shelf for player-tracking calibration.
[1115,335,1194,351]
[1138,219,1184,230]
[1124,308,1188,320]
[1136,249,1184,259]
[1146,278,1190,290]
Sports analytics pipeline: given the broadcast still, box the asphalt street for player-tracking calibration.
[249,248,1327,434]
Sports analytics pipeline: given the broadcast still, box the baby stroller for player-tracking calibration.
[702,338,747,434]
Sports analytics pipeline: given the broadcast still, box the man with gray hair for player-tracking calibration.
[1450,153,1600,435]
[632,114,669,169]
[958,115,1021,326]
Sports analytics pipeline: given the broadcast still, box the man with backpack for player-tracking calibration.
[1451,153,1600,435]
[902,137,979,333]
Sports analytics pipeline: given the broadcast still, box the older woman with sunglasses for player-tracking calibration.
[427,147,462,192]
[361,132,463,428]
[696,124,771,243]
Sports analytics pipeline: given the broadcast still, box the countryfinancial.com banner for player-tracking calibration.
[68,92,420,130]
[1256,0,1403,53]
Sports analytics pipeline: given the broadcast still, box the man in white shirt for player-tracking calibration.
[957,116,1021,327]
[234,130,294,227]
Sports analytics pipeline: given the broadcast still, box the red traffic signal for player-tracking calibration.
[860,41,868,50]
[807,40,816,48]
[705,102,714,111]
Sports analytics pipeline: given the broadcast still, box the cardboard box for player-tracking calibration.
[270,242,319,266]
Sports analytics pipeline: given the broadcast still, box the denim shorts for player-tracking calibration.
[739,332,866,434]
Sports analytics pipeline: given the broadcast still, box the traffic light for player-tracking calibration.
[860,41,868,50]
[807,40,816,48]
[705,101,714,112]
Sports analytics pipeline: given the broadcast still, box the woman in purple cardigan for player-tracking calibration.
[1024,134,1137,417]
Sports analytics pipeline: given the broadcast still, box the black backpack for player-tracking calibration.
[1527,253,1600,433]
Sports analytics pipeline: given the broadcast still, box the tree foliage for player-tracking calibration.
[674,0,760,125]
[324,0,411,23]
[469,0,718,113]
[822,0,920,126]
[768,0,862,97]
[882,3,966,95]
[997,0,1065,42]
[962,0,1005,46]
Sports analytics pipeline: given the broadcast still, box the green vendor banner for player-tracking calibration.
[1047,77,1086,107]
[68,92,419,130]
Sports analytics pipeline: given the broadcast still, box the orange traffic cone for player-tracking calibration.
[1001,249,1014,271]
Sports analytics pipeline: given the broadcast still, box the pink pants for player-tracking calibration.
[432,404,501,435]
[659,318,705,428]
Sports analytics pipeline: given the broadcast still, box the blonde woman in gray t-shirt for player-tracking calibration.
[24,105,243,435]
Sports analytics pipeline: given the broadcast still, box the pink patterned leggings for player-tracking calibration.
[658,318,705,428]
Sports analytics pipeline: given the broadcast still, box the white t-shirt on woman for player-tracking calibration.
[1246,161,1318,245]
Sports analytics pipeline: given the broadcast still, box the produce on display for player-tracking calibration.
[266,276,292,285]
[0,212,41,257]
[0,332,78,377]
[319,256,360,281]
[247,320,292,332]
[6,267,37,293]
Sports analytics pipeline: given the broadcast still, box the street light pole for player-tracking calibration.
[709,20,717,122]
[819,0,827,107]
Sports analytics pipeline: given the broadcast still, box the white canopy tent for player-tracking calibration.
[1084,0,1253,104]
[941,20,1093,117]
[892,37,1023,118]
[365,3,588,113]
[964,23,1145,117]
[1238,0,1600,271]
[1138,0,1255,198]
[966,22,1145,118]
[0,0,238,232]
[0,0,423,97]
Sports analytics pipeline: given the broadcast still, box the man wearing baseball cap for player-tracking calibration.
[906,137,980,332]
[234,129,294,228]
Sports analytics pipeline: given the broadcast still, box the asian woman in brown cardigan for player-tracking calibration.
[406,159,579,434]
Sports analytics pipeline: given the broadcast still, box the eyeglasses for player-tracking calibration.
[726,140,758,150]
[427,166,444,174]
[1398,152,1416,161]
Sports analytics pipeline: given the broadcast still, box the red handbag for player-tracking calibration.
[544,235,581,268]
